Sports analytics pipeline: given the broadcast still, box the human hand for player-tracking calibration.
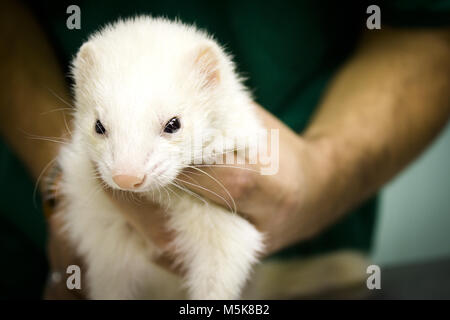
[104,104,313,259]
[176,105,310,254]
[45,104,316,293]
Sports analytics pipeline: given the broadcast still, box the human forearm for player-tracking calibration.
[0,0,70,183]
[298,27,450,239]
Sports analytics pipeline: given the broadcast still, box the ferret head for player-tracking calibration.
[71,18,252,192]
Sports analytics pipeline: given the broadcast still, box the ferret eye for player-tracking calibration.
[95,120,106,135]
[163,117,181,134]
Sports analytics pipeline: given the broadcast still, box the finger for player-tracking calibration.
[178,104,290,214]
[177,103,273,211]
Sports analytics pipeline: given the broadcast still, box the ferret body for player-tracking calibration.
[58,17,264,299]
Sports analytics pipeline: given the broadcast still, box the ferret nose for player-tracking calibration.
[112,174,145,189]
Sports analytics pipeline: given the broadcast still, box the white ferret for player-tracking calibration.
[58,16,265,299]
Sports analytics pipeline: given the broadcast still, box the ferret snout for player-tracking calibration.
[112,174,145,190]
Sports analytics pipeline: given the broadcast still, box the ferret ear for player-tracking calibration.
[193,44,221,89]
[72,43,97,85]
[76,42,96,69]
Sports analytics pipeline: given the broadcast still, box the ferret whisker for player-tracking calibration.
[159,182,172,203]
[180,169,203,176]
[174,177,234,213]
[123,189,131,203]
[169,181,209,207]
[132,191,142,205]
[185,165,237,214]
[62,111,73,137]
[45,86,75,109]
[154,183,172,211]
[29,137,69,145]
[165,184,181,201]
[188,146,248,162]
[177,171,202,185]
[40,107,73,116]
[21,129,70,145]
[20,129,70,142]
[87,166,113,197]
[130,191,143,205]
[155,174,184,205]
[194,164,260,173]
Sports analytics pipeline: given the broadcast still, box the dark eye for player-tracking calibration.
[163,117,181,134]
[95,120,106,135]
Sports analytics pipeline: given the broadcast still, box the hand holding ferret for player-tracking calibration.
[45,103,311,299]
[101,104,317,273]
[108,105,308,261]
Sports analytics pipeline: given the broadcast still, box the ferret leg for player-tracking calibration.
[168,205,263,299]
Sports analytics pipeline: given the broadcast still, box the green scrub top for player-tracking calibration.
[1,0,449,298]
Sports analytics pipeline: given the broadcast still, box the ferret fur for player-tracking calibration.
[58,16,264,299]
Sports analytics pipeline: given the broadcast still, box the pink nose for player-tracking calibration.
[112,175,145,189]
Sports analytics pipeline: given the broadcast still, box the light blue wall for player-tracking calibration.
[372,120,450,266]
